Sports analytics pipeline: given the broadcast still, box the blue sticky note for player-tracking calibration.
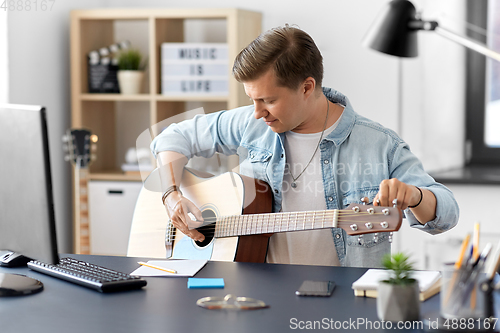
[187,278,225,289]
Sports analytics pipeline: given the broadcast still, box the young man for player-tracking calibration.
[151,25,459,267]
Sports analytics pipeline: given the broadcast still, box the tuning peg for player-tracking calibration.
[380,221,388,229]
[90,134,98,143]
[365,222,373,229]
[361,197,369,205]
[350,224,358,231]
[382,208,389,215]
[373,233,379,243]
[64,155,70,162]
[358,235,364,245]
[91,144,97,152]
[62,134,70,142]
[352,206,360,213]
[367,207,375,214]
[392,199,398,208]
[389,232,393,243]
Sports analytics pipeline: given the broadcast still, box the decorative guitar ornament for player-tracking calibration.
[156,168,403,263]
[63,129,98,255]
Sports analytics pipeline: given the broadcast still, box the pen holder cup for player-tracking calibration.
[492,274,500,319]
[440,263,492,319]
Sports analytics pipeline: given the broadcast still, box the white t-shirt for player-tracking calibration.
[267,112,343,266]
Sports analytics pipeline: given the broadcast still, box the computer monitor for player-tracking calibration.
[0,104,59,265]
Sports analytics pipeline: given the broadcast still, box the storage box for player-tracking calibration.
[88,181,143,256]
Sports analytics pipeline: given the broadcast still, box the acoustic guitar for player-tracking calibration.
[63,129,97,254]
[129,167,402,263]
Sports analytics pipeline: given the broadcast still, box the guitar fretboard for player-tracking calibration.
[75,167,90,254]
[215,210,339,238]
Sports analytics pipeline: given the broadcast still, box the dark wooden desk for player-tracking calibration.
[0,254,440,332]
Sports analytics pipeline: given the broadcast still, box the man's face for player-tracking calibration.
[243,69,309,134]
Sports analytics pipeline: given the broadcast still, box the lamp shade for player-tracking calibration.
[363,0,419,57]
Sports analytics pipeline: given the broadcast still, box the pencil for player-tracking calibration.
[455,234,471,269]
[138,261,177,274]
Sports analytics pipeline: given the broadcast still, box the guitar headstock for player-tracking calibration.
[63,129,98,168]
[341,203,402,235]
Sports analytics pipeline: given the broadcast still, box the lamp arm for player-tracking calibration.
[433,25,500,63]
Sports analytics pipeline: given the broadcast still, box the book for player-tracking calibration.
[352,269,441,301]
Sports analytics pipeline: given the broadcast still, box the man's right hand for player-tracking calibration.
[164,191,205,242]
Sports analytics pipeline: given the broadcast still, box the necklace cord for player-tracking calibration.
[289,96,330,184]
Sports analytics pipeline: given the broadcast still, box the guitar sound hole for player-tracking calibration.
[194,209,216,248]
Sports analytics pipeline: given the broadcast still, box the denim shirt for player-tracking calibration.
[151,87,459,267]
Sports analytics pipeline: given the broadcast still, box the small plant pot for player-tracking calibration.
[377,281,420,322]
[118,70,144,94]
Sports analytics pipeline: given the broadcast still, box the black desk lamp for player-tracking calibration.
[363,0,500,62]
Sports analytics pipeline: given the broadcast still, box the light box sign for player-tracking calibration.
[161,43,228,95]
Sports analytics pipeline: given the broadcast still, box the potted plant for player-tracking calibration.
[117,49,146,94]
[377,252,420,322]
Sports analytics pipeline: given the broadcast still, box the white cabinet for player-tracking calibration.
[88,181,143,256]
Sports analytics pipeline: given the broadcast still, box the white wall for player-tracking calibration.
[402,0,466,172]
[7,0,104,253]
[0,10,7,104]
[101,0,466,171]
[7,0,468,253]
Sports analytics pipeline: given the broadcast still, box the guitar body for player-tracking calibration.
[172,169,273,262]
[127,168,273,263]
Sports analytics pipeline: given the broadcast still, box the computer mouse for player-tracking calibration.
[0,250,32,267]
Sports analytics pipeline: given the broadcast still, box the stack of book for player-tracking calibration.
[161,43,228,95]
[352,269,441,301]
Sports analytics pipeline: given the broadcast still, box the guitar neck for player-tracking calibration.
[214,205,399,238]
[215,210,338,237]
[74,166,90,254]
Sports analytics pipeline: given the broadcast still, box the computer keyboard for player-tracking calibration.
[27,257,147,293]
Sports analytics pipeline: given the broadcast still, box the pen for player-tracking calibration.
[444,234,471,306]
[138,261,177,274]
[470,223,481,310]
[486,241,500,281]
[473,222,480,261]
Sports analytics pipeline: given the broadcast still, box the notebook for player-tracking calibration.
[352,269,441,301]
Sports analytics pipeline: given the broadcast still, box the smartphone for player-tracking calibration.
[295,280,336,297]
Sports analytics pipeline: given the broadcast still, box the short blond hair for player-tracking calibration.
[232,25,323,90]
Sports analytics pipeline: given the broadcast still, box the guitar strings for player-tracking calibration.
[183,212,391,226]
[187,210,392,223]
[168,218,394,239]
[166,210,397,240]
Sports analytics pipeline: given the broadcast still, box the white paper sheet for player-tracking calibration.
[130,259,208,277]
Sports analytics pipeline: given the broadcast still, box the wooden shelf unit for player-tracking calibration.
[70,8,262,181]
